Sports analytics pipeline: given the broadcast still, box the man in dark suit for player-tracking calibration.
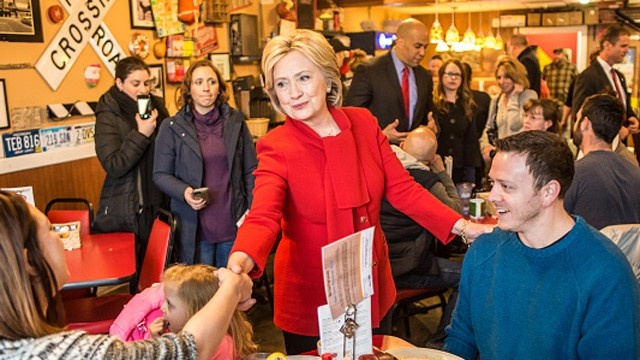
[572,24,639,135]
[345,18,433,144]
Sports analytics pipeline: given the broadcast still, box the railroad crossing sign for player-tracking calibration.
[35,0,126,90]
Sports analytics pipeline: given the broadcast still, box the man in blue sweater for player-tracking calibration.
[443,131,640,359]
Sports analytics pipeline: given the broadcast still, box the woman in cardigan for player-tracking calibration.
[94,56,170,274]
[227,29,494,354]
[430,58,482,184]
[479,56,537,161]
[0,190,253,360]
[154,60,257,266]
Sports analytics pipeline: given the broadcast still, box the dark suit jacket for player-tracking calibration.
[572,60,636,120]
[518,46,541,96]
[344,51,433,137]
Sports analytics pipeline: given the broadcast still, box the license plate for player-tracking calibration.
[2,130,42,158]
[41,126,73,151]
[73,123,95,145]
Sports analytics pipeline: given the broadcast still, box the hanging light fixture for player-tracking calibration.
[435,41,450,52]
[475,10,485,50]
[494,12,504,50]
[430,0,444,44]
[445,7,460,45]
[462,11,476,51]
[484,14,496,50]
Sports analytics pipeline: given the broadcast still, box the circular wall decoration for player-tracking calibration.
[153,40,167,59]
[48,5,64,23]
[129,33,150,59]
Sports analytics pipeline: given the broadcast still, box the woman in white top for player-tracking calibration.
[479,57,538,161]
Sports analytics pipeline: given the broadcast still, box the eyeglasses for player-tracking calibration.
[443,72,462,79]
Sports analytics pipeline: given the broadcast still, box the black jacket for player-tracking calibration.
[518,45,541,96]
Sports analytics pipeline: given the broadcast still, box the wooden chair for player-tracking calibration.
[63,209,176,334]
[390,287,448,338]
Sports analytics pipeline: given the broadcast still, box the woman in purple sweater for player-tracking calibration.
[154,60,257,266]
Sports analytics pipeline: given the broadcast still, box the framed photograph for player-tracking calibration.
[148,64,165,99]
[130,0,155,29]
[0,79,9,129]
[209,53,232,82]
[0,0,43,42]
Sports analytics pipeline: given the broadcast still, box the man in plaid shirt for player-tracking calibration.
[543,48,578,105]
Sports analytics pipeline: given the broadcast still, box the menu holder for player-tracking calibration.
[52,221,81,250]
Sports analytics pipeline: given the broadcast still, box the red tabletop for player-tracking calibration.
[63,232,136,290]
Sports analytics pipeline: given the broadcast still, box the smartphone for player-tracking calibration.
[137,94,153,119]
[192,187,210,204]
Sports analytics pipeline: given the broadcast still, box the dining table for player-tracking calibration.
[62,232,136,290]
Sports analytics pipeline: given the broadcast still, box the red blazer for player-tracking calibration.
[232,107,460,336]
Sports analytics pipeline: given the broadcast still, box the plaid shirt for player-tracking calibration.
[543,60,578,104]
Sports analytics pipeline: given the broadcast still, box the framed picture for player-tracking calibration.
[148,64,165,99]
[0,79,9,129]
[209,53,232,82]
[0,0,43,42]
[130,0,155,29]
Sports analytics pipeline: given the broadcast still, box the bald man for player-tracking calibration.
[380,127,462,347]
[345,18,434,144]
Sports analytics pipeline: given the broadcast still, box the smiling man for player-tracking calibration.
[345,18,434,144]
[443,131,640,359]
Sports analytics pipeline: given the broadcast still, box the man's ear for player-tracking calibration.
[23,248,37,277]
[541,180,561,207]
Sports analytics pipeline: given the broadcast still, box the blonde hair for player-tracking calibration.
[495,56,530,89]
[0,190,64,339]
[261,29,342,114]
[162,264,257,358]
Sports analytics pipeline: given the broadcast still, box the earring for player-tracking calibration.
[326,86,331,93]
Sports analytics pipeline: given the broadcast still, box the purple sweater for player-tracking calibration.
[193,108,235,244]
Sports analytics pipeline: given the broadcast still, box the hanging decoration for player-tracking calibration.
[475,10,485,50]
[494,13,504,50]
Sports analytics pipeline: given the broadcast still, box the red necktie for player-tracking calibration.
[611,68,624,102]
[402,66,410,121]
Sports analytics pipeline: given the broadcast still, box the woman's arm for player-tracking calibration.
[95,111,151,178]
[153,120,192,202]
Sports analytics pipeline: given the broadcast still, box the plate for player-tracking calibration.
[386,347,463,360]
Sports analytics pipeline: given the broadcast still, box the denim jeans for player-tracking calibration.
[194,240,234,267]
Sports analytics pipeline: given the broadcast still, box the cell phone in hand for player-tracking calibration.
[192,187,210,204]
[137,94,153,119]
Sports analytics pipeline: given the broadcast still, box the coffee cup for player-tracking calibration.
[469,198,485,220]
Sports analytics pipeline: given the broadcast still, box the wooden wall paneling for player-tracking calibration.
[0,157,105,212]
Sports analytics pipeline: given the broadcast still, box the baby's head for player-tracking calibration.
[161,264,218,333]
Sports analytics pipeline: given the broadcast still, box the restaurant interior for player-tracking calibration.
[1,0,640,357]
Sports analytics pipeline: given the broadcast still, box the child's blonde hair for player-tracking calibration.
[162,264,258,358]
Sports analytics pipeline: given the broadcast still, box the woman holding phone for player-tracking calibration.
[154,59,257,267]
[94,56,170,276]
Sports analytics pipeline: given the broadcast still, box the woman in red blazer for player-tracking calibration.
[228,29,494,354]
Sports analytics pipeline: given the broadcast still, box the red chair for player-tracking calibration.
[64,209,176,334]
[45,198,94,236]
[390,288,448,338]
[46,198,96,300]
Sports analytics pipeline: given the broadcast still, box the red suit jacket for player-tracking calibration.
[232,106,460,336]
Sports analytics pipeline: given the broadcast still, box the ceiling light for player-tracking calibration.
[445,8,460,45]
[430,0,444,44]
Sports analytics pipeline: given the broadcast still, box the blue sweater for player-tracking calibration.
[444,217,640,360]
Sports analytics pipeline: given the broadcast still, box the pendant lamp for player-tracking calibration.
[462,12,476,51]
[475,10,485,50]
[445,8,460,45]
[430,0,444,44]
[494,13,504,50]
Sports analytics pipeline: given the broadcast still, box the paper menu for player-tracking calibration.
[321,226,374,319]
[318,298,373,359]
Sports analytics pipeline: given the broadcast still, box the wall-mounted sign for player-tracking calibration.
[35,0,125,90]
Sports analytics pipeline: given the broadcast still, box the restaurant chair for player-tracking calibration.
[390,287,447,339]
[63,209,176,334]
[44,197,95,236]
[46,197,96,300]
[600,224,640,283]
